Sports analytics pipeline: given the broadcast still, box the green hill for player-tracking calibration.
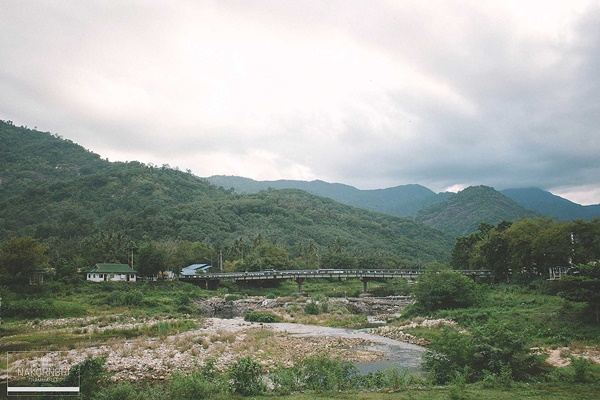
[207,175,447,216]
[414,185,540,236]
[0,121,453,264]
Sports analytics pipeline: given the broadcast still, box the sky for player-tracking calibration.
[1,1,600,205]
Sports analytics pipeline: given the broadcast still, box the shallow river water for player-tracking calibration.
[270,322,424,374]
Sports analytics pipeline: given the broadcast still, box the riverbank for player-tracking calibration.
[4,316,425,382]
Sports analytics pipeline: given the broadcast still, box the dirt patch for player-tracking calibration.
[544,347,600,367]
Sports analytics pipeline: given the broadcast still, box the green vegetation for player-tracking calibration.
[0,121,453,279]
[244,310,283,323]
[415,185,539,236]
[19,352,600,399]
[559,261,600,322]
[410,266,480,313]
[450,218,600,283]
[2,121,600,398]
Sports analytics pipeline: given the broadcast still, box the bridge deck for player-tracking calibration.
[179,269,492,282]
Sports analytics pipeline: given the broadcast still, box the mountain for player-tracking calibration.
[207,175,449,216]
[208,176,600,230]
[0,121,453,263]
[414,186,540,236]
[501,188,600,221]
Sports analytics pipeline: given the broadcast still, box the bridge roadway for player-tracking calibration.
[179,269,492,293]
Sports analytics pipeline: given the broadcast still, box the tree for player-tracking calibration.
[559,261,600,323]
[571,219,600,264]
[0,237,49,281]
[136,241,167,279]
[481,224,512,282]
[320,252,358,270]
[412,267,479,312]
[241,244,290,272]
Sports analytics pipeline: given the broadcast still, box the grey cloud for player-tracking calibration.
[1,1,599,203]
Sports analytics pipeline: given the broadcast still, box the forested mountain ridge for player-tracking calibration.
[414,186,540,236]
[207,175,451,216]
[0,121,453,266]
[207,176,600,236]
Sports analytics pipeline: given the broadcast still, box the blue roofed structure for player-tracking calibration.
[180,264,213,276]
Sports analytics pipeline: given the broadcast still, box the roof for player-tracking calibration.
[89,263,137,274]
[180,264,212,276]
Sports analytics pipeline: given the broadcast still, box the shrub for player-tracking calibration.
[412,269,480,312]
[123,290,143,306]
[169,371,228,399]
[304,301,320,315]
[92,382,141,400]
[62,356,108,399]
[361,368,411,391]
[297,355,359,391]
[228,356,267,396]
[423,322,539,384]
[244,310,282,323]
[224,293,243,302]
[271,364,303,395]
[4,298,57,318]
[572,356,593,383]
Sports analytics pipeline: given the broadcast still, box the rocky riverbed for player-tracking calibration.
[197,295,414,319]
[6,316,424,382]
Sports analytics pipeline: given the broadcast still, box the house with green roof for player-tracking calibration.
[86,263,138,282]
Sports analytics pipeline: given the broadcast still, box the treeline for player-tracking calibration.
[0,230,426,285]
[450,217,600,282]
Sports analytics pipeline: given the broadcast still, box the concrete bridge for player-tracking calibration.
[179,269,492,294]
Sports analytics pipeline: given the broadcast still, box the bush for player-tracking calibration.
[224,293,243,301]
[304,301,320,315]
[92,382,141,400]
[123,290,144,306]
[4,298,57,318]
[572,356,594,383]
[361,368,413,391]
[297,355,359,391]
[244,310,282,323]
[228,356,267,396]
[270,364,303,395]
[62,356,108,399]
[412,269,480,312]
[169,371,228,399]
[423,322,540,384]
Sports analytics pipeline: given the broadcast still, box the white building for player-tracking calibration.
[86,263,138,282]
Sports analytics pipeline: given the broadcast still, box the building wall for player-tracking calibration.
[86,273,137,282]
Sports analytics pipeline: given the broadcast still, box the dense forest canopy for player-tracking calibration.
[0,121,454,279]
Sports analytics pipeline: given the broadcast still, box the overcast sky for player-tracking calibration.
[2,1,600,204]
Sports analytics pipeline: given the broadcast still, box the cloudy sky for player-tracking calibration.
[2,1,600,204]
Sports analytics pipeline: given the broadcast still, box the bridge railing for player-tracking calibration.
[179,269,492,280]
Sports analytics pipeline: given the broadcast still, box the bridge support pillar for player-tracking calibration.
[295,278,305,294]
[361,278,369,294]
[207,280,220,290]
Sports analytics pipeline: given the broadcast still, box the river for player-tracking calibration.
[206,318,425,374]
